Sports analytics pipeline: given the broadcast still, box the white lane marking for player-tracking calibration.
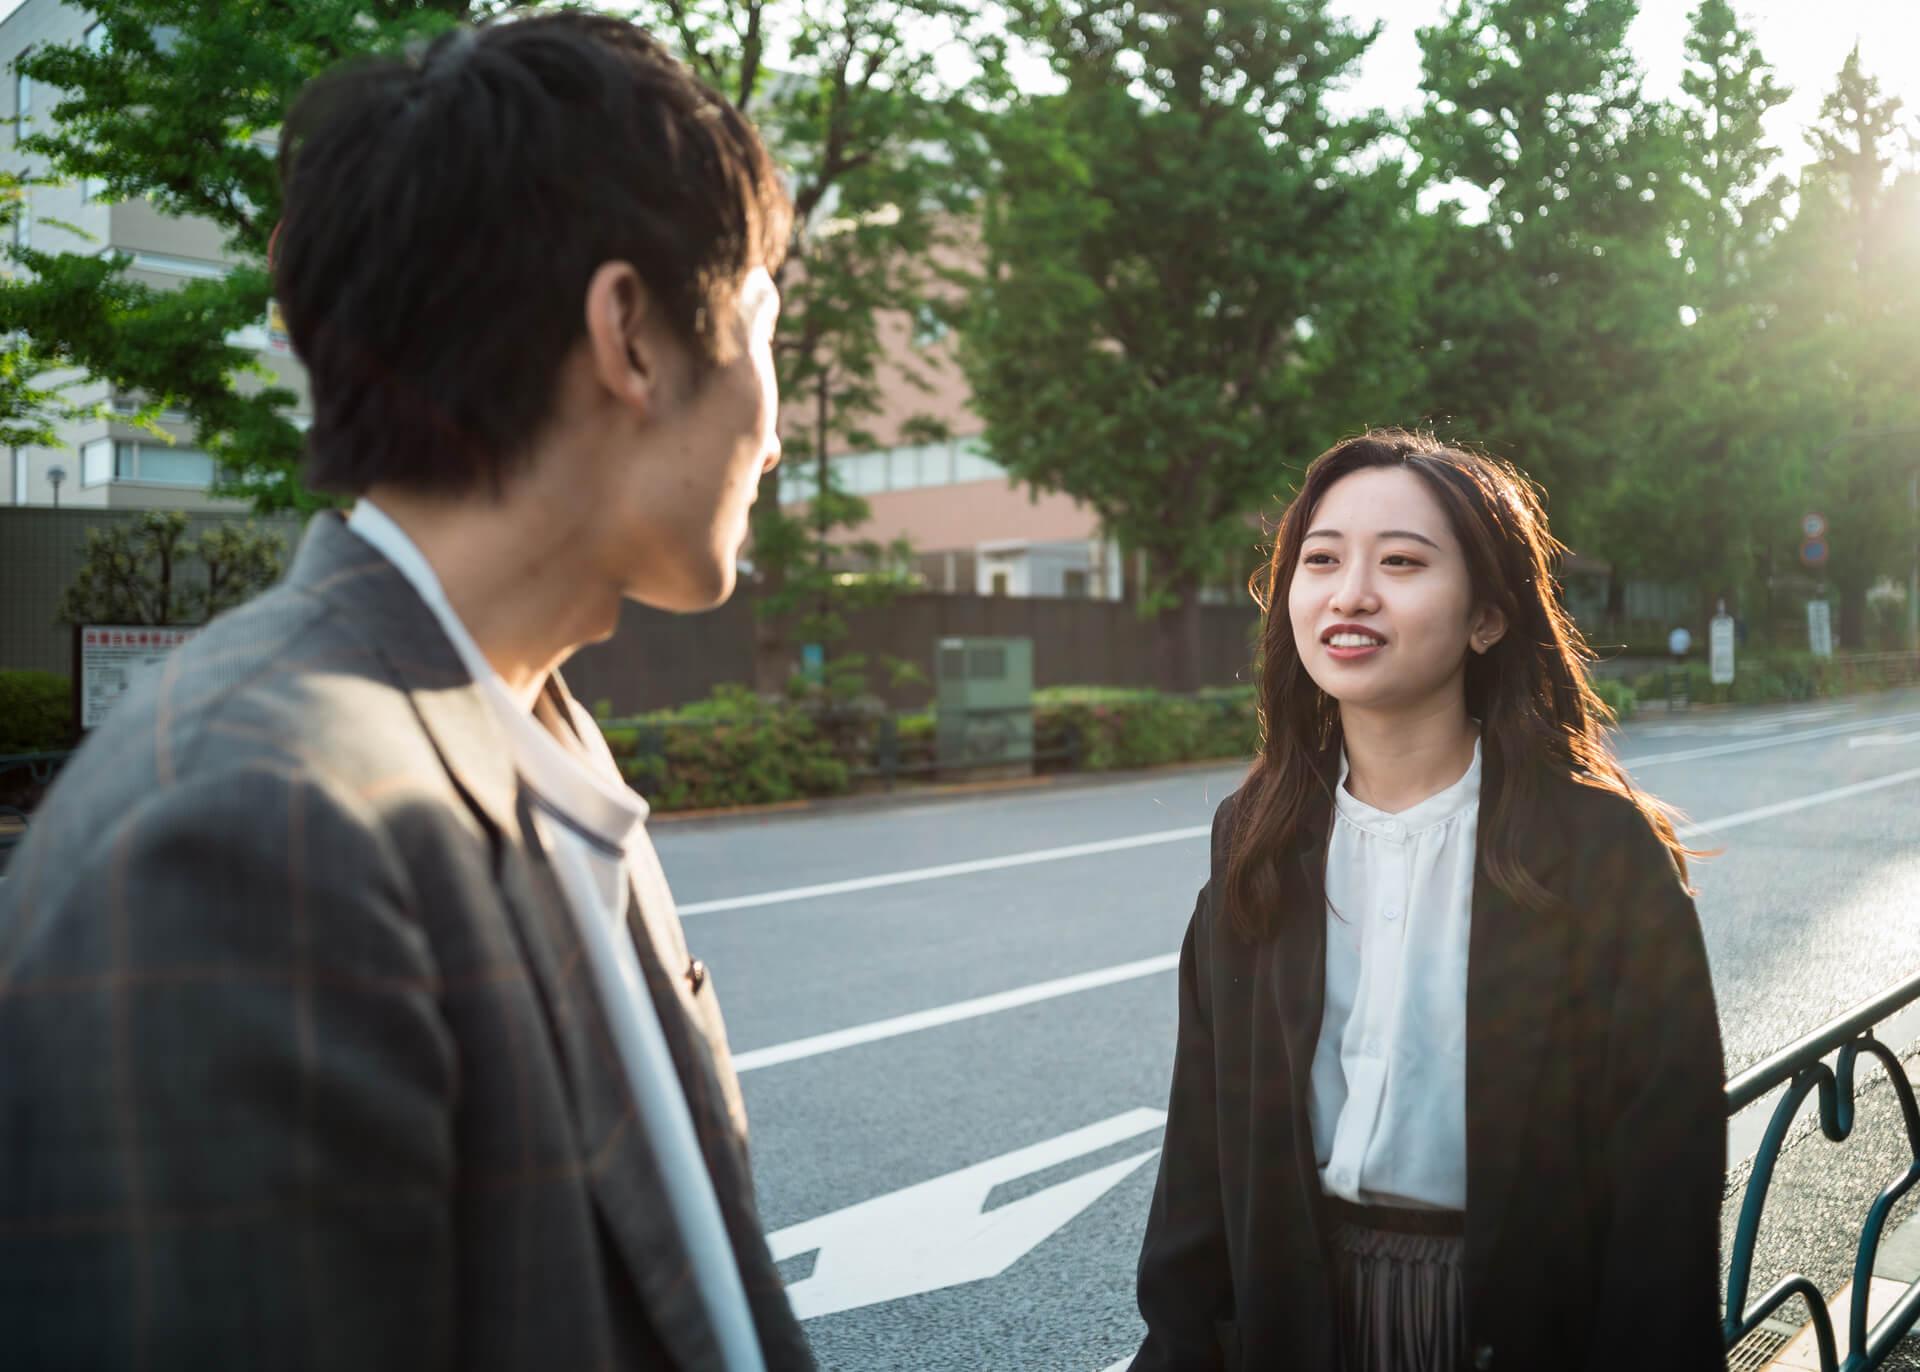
[679,825,1211,916]
[730,767,1920,1074]
[734,954,1180,1073]
[1676,766,1920,838]
[1618,710,1920,769]
[1848,731,1920,749]
[768,1107,1166,1321]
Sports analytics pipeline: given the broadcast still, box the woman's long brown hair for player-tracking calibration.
[1223,427,1690,941]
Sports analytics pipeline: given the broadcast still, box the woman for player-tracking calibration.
[1130,430,1725,1372]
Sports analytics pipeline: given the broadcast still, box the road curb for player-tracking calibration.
[648,755,1251,828]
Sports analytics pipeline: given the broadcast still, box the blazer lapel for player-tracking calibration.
[1463,752,1572,1299]
[292,518,729,1367]
[1274,819,1332,1244]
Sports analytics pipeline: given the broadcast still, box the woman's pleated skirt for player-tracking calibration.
[1326,1196,1470,1372]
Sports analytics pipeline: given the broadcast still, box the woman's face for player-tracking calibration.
[1286,466,1504,718]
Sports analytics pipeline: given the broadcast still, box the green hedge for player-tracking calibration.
[602,685,849,812]
[1589,677,1637,722]
[0,671,74,754]
[1035,685,1258,772]
[1628,652,1918,708]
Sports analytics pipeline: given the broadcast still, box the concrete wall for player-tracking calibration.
[0,507,305,676]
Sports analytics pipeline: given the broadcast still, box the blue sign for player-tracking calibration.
[1800,538,1829,568]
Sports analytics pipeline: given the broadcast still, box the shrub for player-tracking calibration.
[1589,677,1636,722]
[1034,685,1258,772]
[603,685,849,812]
[0,671,74,753]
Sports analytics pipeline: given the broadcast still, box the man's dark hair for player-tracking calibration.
[274,14,791,496]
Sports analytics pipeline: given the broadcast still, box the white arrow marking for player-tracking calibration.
[767,1107,1166,1321]
[1847,731,1920,749]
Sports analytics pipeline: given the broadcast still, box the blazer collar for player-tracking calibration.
[287,510,523,841]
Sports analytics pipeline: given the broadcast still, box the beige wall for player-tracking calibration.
[851,479,1099,550]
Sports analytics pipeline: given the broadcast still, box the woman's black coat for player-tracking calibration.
[1130,755,1726,1371]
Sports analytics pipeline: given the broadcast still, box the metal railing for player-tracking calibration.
[0,751,73,871]
[1723,972,1920,1370]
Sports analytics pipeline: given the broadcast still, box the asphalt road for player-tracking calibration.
[655,689,1920,1372]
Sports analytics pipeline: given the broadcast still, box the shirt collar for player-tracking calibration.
[345,499,648,846]
[1335,734,1482,840]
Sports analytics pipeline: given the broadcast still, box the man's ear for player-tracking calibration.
[583,261,658,418]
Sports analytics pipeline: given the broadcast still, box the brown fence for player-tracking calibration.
[567,591,1262,714]
[2,506,1260,711]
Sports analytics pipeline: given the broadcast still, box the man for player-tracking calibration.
[0,15,809,1371]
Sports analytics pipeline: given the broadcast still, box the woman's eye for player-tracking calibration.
[1303,552,1334,566]
[1382,555,1423,568]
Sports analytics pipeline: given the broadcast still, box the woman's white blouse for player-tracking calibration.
[1309,738,1481,1211]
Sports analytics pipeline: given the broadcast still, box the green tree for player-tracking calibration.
[8,1,525,513]
[58,510,284,625]
[1590,0,1802,626]
[641,0,982,696]
[1766,48,1920,647]
[959,0,1426,689]
[1413,0,1688,558]
[0,170,99,452]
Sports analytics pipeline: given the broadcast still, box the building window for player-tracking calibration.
[82,438,216,488]
[80,438,112,486]
[991,571,1010,597]
[1063,569,1089,598]
[911,304,949,349]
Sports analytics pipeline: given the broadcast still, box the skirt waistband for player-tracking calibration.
[1324,1195,1466,1238]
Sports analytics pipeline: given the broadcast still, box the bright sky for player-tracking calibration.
[5,0,1914,184]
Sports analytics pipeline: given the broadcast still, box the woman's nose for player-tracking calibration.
[1330,564,1378,614]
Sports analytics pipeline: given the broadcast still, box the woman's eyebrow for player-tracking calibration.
[1303,527,1441,549]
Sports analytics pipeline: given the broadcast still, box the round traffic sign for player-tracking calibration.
[1803,513,1827,539]
[1800,537,1829,568]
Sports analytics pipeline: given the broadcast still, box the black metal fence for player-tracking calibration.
[1723,973,1920,1370]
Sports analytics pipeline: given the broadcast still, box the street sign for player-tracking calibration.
[1807,599,1834,659]
[1803,512,1828,539]
[1710,612,1736,685]
[766,1107,1165,1321]
[1801,538,1829,568]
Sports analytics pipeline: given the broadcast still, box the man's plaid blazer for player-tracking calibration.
[0,512,814,1371]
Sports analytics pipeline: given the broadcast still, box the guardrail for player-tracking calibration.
[0,751,73,872]
[1723,971,1920,1370]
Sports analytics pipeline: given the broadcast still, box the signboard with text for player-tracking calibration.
[1710,613,1736,686]
[76,626,202,730]
[1807,599,1834,659]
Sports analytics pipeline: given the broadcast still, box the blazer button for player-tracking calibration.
[686,958,708,993]
[1473,1345,1494,1370]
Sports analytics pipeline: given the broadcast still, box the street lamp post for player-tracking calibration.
[46,464,66,510]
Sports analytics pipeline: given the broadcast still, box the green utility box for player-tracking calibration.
[935,637,1035,776]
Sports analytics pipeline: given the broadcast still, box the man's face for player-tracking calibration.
[609,266,783,613]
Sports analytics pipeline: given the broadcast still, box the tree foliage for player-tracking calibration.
[8,1,521,512]
[959,0,1427,687]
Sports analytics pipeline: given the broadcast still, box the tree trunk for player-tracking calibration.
[1154,571,1206,694]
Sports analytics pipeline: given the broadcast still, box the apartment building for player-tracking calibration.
[773,277,1125,600]
[3,0,306,512]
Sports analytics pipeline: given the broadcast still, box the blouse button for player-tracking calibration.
[1383,907,1402,923]
[1381,820,1402,839]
